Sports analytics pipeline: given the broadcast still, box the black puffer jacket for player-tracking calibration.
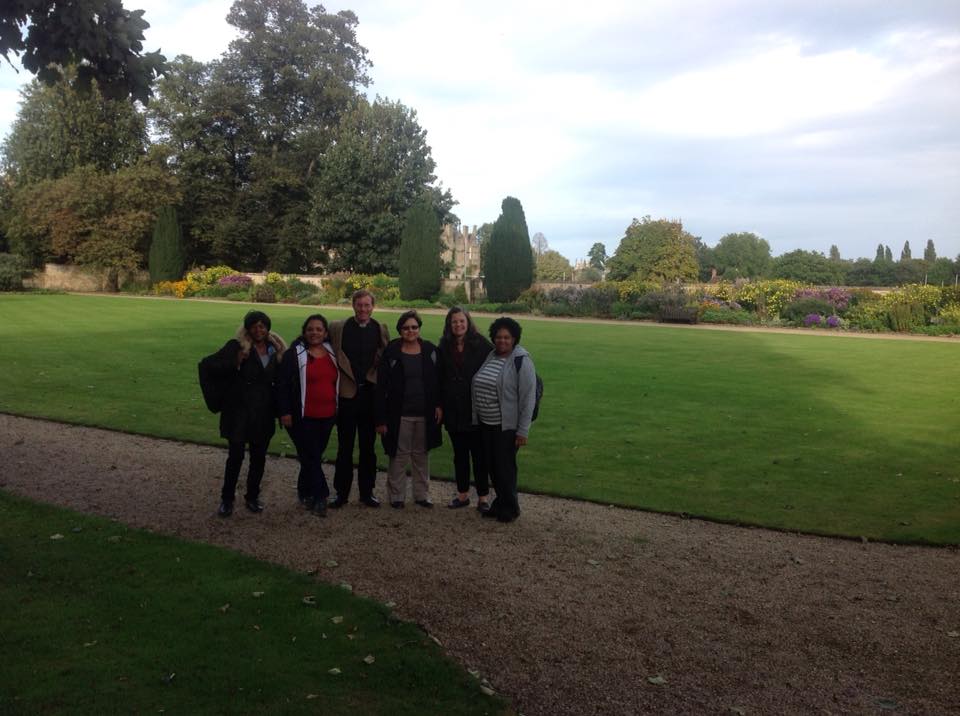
[374,338,442,457]
[437,332,493,433]
[209,330,284,444]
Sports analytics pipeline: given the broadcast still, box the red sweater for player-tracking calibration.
[304,352,337,418]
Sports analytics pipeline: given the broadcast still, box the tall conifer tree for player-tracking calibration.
[398,201,442,300]
[148,206,186,283]
[485,197,533,302]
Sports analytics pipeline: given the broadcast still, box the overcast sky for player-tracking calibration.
[2,0,958,263]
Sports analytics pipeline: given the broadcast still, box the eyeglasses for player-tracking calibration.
[401,324,420,331]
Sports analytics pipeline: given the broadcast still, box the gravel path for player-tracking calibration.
[3,413,958,715]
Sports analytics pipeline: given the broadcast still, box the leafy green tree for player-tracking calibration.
[587,242,606,271]
[829,244,841,261]
[0,0,167,102]
[477,222,494,275]
[148,206,186,283]
[874,244,885,263]
[398,201,441,300]
[924,240,937,263]
[885,245,893,262]
[485,197,533,302]
[6,163,179,287]
[712,231,771,279]
[900,241,911,261]
[309,97,455,274]
[927,257,956,285]
[536,249,573,282]
[771,249,845,285]
[606,216,698,283]
[2,76,146,183]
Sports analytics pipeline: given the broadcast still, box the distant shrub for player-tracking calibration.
[218,274,253,288]
[781,298,836,325]
[251,284,277,303]
[225,292,249,302]
[803,313,823,327]
[0,253,30,291]
[699,308,756,325]
[734,279,806,317]
[885,302,924,332]
[379,299,435,309]
[793,287,851,313]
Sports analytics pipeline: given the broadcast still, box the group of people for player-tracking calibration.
[207,290,538,525]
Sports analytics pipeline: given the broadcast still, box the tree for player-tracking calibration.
[0,0,167,102]
[536,249,573,282]
[587,242,606,271]
[927,257,956,285]
[477,221,494,276]
[924,240,937,263]
[606,216,698,283]
[485,197,533,302]
[2,76,146,183]
[6,163,179,286]
[148,206,186,283]
[771,249,845,285]
[829,245,841,262]
[531,232,548,257]
[712,231,771,279]
[310,97,455,274]
[874,244,885,263]
[900,241,911,261]
[885,245,893,262]
[398,201,441,300]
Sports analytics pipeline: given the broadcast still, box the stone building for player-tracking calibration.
[440,224,482,279]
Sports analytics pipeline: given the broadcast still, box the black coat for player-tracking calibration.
[437,332,493,433]
[374,338,442,457]
[211,338,281,444]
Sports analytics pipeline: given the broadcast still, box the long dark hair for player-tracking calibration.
[441,306,480,345]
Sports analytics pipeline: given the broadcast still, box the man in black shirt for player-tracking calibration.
[328,289,390,507]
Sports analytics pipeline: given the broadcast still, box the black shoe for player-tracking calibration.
[415,499,434,508]
[328,497,348,509]
[476,501,491,514]
[360,495,381,508]
[496,513,516,523]
[448,496,470,509]
[481,507,500,519]
[244,497,264,513]
[298,495,312,507]
[218,500,233,517]
[390,501,404,509]
[312,500,328,518]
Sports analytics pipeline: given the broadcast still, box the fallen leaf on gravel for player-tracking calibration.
[331,616,343,624]
[339,583,353,592]
[480,685,495,696]
[468,669,480,679]
[647,675,666,685]
[362,655,375,665]
[729,708,746,715]
[325,560,338,568]
[429,635,442,646]
[49,533,64,540]
[328,668,341,675]
[218,603,230,613]
[384,601,397,609]
[876,698,899,710]
[302,596,316,606]
[587,559,600,566]
[947,631,959,638]
[252,591,264,598]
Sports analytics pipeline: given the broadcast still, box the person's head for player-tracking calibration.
[351,289,375,325]
[243,310,271,342]
[396,310,422,343]
[301,313,329,345]
[489,316,521,355]
[443,306,478,343]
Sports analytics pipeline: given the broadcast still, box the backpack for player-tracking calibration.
[198,352,230,413]
[514,355,543,422]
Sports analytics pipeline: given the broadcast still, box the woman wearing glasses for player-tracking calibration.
[374,310,443,508]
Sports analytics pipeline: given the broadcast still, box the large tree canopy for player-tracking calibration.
[536,249,573,282]
[712,231,771,279]
[606,216,698,283]
[771,249,845,285]
[0,0,166,102]
[2,76,146,183]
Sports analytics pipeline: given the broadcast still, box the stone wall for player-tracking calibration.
[26,264,149,292]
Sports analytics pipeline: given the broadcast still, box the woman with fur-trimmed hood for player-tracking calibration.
[210,310,286,517]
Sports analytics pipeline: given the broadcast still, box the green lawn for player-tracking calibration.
[0,491,506,715]
[4,293,960,544]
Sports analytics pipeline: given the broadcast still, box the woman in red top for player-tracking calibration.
[278,314,339,517]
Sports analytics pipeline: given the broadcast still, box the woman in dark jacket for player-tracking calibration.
[277,314,339,517]
[437,306,494,512]
[374,310,442,508]
[212,310,287,517]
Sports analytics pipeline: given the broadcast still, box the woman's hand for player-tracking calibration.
[280,414,292,428]
[435,407,443,424]
[375,424,387,435]
[515,435,527,448]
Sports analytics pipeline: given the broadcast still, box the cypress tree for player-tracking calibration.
[884,245,893,262]
[900,241,911,261]
[148,206,185,283]
[874,244,885,263]
[398,200,442,300]
[924,239,936,262]
[485,196,534,303]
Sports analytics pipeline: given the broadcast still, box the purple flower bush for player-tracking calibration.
[803,313,823,327]
[794,287,850,312]
[826,315,841,328]
[218,274,253,287]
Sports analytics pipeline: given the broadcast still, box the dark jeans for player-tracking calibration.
[290,416,335,502]
[222,438,270,503]
[334,390,377,500]
[449,429,488,496]
[479,424,519,518]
